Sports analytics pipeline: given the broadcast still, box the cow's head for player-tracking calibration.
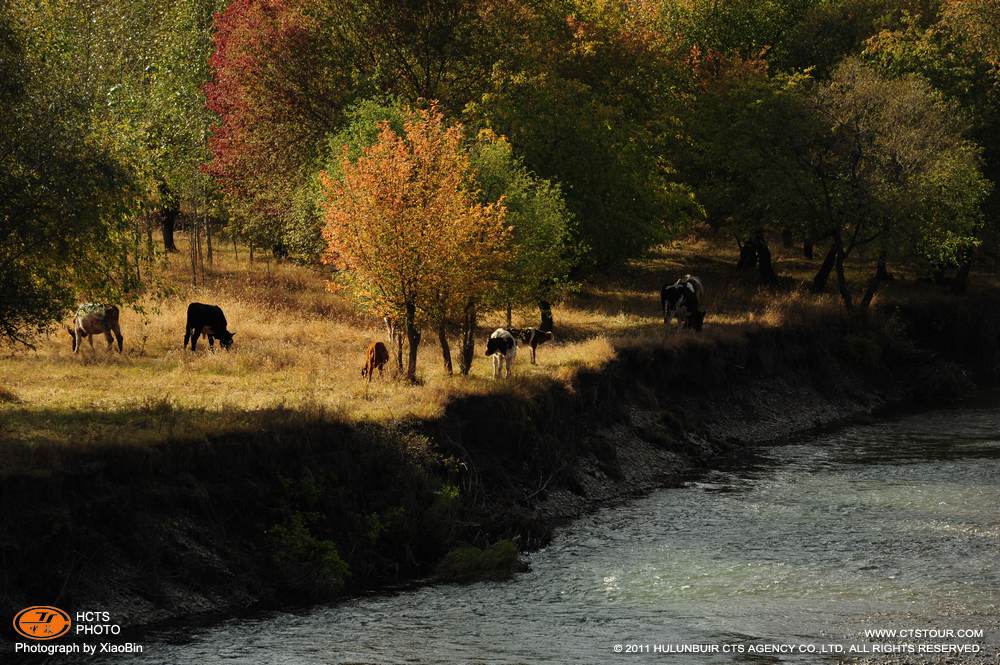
[687,310,706,332]
[218,330,236,350]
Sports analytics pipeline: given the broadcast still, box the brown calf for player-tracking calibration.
[361,341,390,382]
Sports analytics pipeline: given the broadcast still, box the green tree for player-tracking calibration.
[864,3,1000,284]
[806,59,988,309]
[468,0,700,269]
[1,2,140,345]
[469,130,576,329]
[672,50,820,282]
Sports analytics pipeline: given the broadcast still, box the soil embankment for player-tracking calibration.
[1,298,998,633]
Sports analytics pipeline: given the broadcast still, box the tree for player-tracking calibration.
[805,59,988,310]
[467,0,702,271]
[1,2,140,345]
[320,108,509,381]
[672,49,820,283]
[205,0,347,255]
[469,130,576,332]
[864,2,1000,280]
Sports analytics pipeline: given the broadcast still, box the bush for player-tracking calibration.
[435,539,526,583]
[269,512,350,597]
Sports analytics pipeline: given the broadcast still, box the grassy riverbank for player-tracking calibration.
[4,231,994,461]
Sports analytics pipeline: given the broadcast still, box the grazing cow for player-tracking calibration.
[361,341,390,382]
[184,302,235,351]
[67,303,123,354]
[661,275,706,334]
[485,328,517,379]
[511,327,553,364]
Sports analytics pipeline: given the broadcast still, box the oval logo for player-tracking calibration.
[13,606,72,640]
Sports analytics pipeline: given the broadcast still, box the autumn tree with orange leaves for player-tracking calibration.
[321,108,509,381]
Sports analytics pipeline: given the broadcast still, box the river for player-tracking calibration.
[124,401,1000,664]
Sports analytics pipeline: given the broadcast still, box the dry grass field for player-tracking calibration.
[1,230,991,451]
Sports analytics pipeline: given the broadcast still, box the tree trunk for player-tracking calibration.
[505,303,512,329]
[249,241,254,265]
[396,334,404,375]
[737,239,757,270]
[195,217,204,282]
[756,234,778,284]
[812,241,837,292]
[385,317,404,373]
[160,205,179,252]
[803,237,814,259]
[438,323,452,375]
[858,252,888,312]
[874,254,892,282]
[205,218,214,266]
[835,239,853,310]
[404,300,420,383]
[538,301,553,333]
[459,299,476,375]
[952,252,973,295]
[189,227,198,286]
[232,235,239,262]
[145,214,155,256]
[781,228,794,248]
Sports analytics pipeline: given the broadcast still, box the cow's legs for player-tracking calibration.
[111,324,123,353]
[492,355,501,379]
[184,327,191,349]
[104,331,114,351]
[208,335,215,351]
[88,333,96,353]
[72,329,80,353]
[530,345,537,364]
[190,329,200,351]
[664,306,677,334]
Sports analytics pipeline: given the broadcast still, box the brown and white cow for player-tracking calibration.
[361,341,390,382]
[66,303,123,354]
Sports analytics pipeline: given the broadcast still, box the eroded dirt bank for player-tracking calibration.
[1,299,997,635]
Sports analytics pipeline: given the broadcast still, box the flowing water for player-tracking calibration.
[127,401,999,664]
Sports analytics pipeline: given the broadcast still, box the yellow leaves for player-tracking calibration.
[319,105,510,323]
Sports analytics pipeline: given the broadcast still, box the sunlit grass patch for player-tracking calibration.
[4,229,988,457]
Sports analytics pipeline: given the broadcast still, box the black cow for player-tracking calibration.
[661,275,705,333]
[184,303,235,351]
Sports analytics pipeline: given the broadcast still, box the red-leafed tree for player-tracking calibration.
[203,0,348,250]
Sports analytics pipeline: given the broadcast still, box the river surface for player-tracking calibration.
[125,401,999,664]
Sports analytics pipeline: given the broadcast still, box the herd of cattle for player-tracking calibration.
[65,275,706,380]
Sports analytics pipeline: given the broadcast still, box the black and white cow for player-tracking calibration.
[67,303,123,354]
[485,328,517,379]
[511,327,553,365]
[660,275,706,333]
[184,302,235,351]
